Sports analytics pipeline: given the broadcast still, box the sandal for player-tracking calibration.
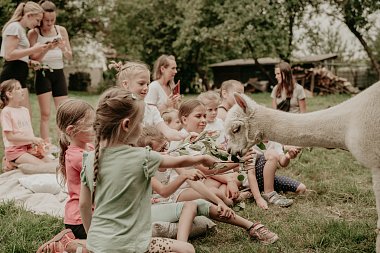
[247,222,279,245]
[262,191,293,207]
[36,229,75,253]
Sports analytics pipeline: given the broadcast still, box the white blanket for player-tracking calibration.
[0,169,67,217]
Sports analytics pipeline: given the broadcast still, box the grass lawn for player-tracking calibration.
[0,91,376,252]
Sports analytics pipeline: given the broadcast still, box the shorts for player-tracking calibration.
[5,144,33,162]
[0,60,29,88]
[65,223,87,239]
[35,68,68,97]
[151,199,212,223]
[254,155,301,193]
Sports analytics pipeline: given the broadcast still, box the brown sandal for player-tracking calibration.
[247,222,279,245]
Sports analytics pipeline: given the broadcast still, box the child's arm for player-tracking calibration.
[278,147,300,167]
[152,169,205,198]
[247,166,268,210]
[79,184,93,233]
[159,154,217,170]
[4,131,44,145]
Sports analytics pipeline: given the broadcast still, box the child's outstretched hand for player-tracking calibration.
[201,155,219,168]
[255,196,268,210]
[183,169,205,181]
[285,147,300,159]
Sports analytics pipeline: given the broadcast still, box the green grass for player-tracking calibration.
[0,91,376,252]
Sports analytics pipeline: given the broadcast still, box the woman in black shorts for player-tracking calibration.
[28,1,72,142]
[0,2,47,114]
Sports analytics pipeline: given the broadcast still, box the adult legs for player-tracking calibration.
[38,92,53,141]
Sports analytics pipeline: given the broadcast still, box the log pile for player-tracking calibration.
[293,66,360,95]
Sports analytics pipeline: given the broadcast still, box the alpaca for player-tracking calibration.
[224,81,380,251]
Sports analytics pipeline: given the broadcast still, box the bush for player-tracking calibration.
[68,71,91,91]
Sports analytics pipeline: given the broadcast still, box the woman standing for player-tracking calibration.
[0,1,48,114]
[145,54,181,114]
[28,0,72,142]
[271,62,306,113]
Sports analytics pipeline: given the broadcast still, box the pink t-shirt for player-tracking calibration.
[64,144,94,225]
[0,106,34,147]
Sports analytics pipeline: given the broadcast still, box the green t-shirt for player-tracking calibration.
[81,145,162,253]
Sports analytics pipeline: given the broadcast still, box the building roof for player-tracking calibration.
[292,53,338,63]
[209,54,338,68]
[209,57,281,67]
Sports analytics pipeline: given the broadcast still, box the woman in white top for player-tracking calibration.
[0,2,48,114]
[145,54,181,114]
[28,0,72,142]
[271,62,306,113]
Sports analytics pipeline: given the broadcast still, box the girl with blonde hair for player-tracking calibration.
[0,2,48,114]
[79,87,217,252]
[145,54,181,113]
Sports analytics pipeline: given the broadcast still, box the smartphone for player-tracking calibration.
[172,81,180,95]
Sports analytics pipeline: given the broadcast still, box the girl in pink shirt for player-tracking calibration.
[56,99,95,240]
[0,79,50,171]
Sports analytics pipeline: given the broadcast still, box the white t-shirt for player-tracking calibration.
[36,26,64,69]
[271,83,306,113]
[0,22,30,63]
[143,103,164,126]
[145,81,169,107]
[205,118,227,146]
[252,141,284,155]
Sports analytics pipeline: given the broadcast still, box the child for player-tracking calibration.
[79,87,218,253]
[109,61,188,141]
[217,79,244,121]
[56,99,95,239]
[198,90,226,146]
[161,108,182,131]
[0,79,53,172]
[245,142,306,209]
[36,99,93,253]
[139,126,279,245]
[171,99,248,205]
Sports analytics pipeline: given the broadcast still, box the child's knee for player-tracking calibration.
[264,149,280,162]
[295,183,307,194]
[183,201,197,215]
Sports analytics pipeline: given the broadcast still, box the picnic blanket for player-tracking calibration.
[0,169,67,217]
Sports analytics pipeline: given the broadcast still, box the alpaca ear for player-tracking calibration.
[234,93,248,113]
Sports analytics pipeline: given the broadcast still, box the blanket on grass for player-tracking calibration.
[0,169,67,217]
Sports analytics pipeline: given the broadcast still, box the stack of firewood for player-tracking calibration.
[293,66,360,95]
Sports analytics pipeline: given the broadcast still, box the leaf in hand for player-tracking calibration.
[237,174,245,181]
[256,142,266,150]
[189,143,203,151]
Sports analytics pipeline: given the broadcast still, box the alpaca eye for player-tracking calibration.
[232,125,241,134]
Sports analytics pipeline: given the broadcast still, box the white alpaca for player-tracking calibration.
[224,81,380,251]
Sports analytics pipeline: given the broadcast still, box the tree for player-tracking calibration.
[328,0,380,79]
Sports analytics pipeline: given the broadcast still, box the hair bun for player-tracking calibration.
[108,60,123,72]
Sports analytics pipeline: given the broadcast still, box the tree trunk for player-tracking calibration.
[345,23,380,80]
[245,39,276,86]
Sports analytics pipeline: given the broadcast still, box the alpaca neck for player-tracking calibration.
[256,107,348,149]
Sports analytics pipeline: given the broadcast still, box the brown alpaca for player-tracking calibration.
[224,81,380,252]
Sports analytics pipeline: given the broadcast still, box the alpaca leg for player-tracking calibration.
[371,168,380,253]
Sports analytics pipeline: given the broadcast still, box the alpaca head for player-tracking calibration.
[225,93,263,156]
